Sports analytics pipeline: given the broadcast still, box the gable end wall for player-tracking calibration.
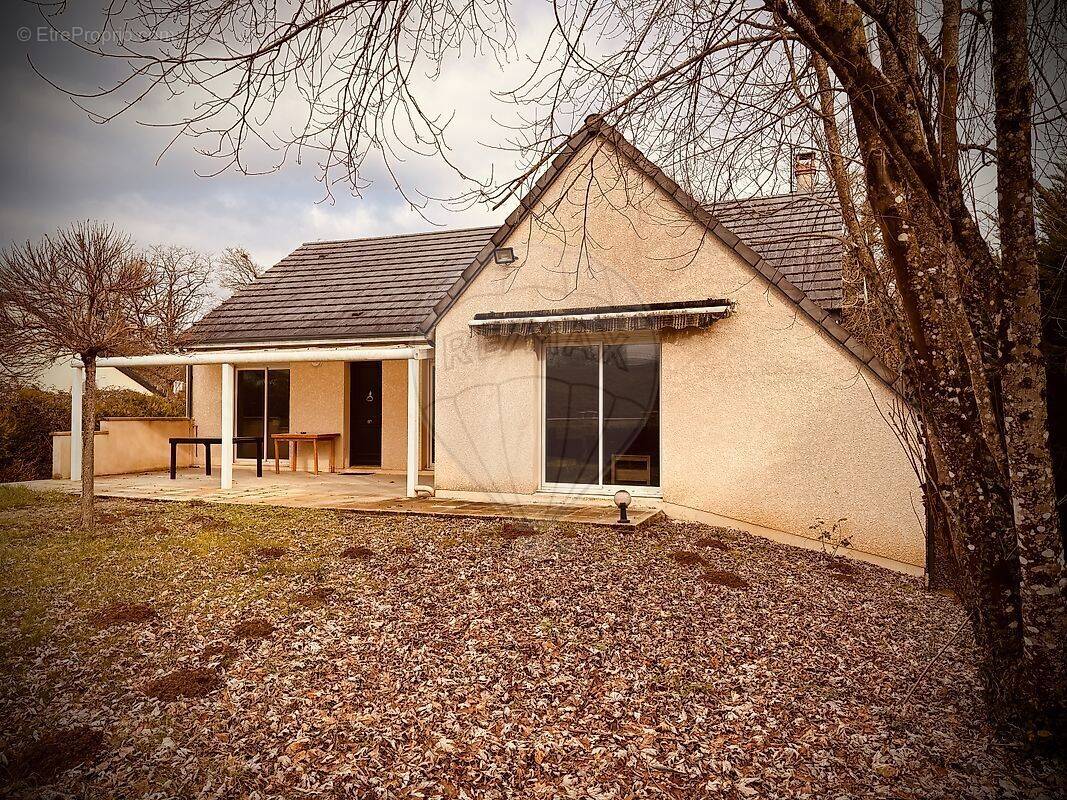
[433,136,925,566]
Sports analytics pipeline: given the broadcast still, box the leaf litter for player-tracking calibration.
[0,495,1063,798]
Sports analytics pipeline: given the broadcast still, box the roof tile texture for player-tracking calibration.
[185,226,497,345]
[185,167,844,346]
[708,191,844,308]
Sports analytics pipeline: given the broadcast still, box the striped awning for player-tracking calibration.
[469,299,734,337]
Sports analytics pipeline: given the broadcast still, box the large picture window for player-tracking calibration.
[544,341,660,489]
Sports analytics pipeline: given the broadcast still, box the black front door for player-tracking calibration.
[350,361,383,466]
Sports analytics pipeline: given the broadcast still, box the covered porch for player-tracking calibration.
[67,344,433,498]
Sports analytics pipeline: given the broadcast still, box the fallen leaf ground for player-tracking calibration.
[0,490,1062,799]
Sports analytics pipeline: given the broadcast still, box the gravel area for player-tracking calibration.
[0,492,1063,798]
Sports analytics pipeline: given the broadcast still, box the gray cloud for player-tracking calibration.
[0,3,555,267]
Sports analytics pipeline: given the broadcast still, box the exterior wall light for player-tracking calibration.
[614,489,631,524]
[494,247,516,265]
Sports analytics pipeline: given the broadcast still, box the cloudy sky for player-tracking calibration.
[0,2,555,268]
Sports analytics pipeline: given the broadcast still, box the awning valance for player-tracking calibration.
[469,299,734,337]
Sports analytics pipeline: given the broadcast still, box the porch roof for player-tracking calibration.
[183,226,498,346]
[95,344,430,368]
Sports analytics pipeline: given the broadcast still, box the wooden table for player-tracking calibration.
[271,433,340,475]
[169,436,263,479]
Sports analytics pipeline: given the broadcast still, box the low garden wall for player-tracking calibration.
[52,417,194,479]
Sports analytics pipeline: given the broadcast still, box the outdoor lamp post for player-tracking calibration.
[614,489,631,524]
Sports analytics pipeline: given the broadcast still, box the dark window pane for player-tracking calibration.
[267,369,290,448]
[236,370,264,458]
[545,345,600,485]
[603,343,659,486]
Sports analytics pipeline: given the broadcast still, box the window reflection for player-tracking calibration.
[544,342,660,488]
[545,345,599,484]
[236,368,290,459]
[603,343,660,486]
[236,370,265,458]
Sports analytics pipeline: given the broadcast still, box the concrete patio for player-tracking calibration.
[15,465,661,526]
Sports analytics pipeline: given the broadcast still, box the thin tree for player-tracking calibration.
[217,247,264,293]
[1038,163,1067,546]
[0,221,152,528]
[137,245,215,397]
[28,0,1067,734]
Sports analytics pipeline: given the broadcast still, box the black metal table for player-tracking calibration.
[169,436,263,479]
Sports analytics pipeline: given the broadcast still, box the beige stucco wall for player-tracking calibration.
[380,360,408,470]
[190,364,222,465]
[289,362,348,470]
[191,364,223,439]
[52,417,194,478]
[191,362,348,469]
[189,359,426,472]
[432,136,925,566]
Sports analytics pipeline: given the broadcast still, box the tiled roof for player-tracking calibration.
[708,191,844,309]
[184,226,497,345]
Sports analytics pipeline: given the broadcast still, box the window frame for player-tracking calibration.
[538,334,662,498]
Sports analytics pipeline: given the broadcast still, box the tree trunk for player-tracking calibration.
[776,0,1063,739]
[848,88,1027,723]
[812,57,879,280]
[990,0,1067,729]
[80,357,97,531]
[923,442,959,593]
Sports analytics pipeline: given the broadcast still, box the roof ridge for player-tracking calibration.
[302,225,499,247]
[708,188,839,207]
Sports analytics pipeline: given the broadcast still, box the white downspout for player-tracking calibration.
[221,363,235,490]
[70,364,83,481]
[406,357,421,498]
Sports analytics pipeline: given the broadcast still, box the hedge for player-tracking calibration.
[0,385,184,482]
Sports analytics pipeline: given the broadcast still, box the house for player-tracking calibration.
[36,358,158,395]
[60,118,924,570]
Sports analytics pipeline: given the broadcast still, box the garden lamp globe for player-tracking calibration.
[614,489,631,524]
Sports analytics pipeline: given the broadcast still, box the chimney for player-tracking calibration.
[794,150,817,192]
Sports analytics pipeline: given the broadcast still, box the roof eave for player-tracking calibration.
[181,331,433,351]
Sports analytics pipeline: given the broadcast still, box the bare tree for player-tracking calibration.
[142,245,214,351]
[217,247,264,293]
[0,221,153,528]
[130,244,216,397]
[29,0,1067,734]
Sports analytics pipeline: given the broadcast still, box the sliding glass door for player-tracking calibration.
[543,341,660,491]
[236,368,290,459]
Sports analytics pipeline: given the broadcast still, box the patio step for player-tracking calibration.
[344,497,663,527]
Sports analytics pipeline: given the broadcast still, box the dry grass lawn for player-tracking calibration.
[0,488,1062,798]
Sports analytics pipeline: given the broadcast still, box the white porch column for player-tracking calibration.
[69,364,83,481]
[406,356,421,498]
[221,362,235,490]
